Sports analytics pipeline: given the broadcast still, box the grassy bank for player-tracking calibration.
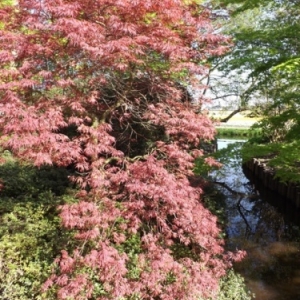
[216,127,261,138]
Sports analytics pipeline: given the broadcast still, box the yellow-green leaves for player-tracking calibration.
[0,0,17,8]
[144,12,157,24]
[272,58,300,74]
[182,0,204,5]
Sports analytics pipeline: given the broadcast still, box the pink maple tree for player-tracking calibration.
[0,0,244,299]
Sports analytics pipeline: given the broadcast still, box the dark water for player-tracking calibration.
[216,139,300,300]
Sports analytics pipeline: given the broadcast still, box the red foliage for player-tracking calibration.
[0,1,244,299]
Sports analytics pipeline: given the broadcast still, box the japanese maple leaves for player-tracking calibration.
[0,0,243,299]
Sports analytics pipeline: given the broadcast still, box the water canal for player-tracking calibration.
[215,139,300,300]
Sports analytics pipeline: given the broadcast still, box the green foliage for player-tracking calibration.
[217,127,261,138]
[217,0,300,185]
[215,269,254,300]
[194,157,217,178]
[0,161,77,300]
[0,163,70,200]
[272,57,300,74]
[217,0,300,114]
[201,184,228,231]
[0,201,60,300]
[116,234,143,280]
[171,242,200,261]
[195,141,244,176]
[0,0,16,8]
[242,140,300,183]
[240,142,277,162]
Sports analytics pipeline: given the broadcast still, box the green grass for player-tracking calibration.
[216,127,261,138]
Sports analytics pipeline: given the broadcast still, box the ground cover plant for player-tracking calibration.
[0,160,75,300]
[0,1,246,299]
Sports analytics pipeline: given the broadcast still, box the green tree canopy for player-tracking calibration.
[218,0,300,182]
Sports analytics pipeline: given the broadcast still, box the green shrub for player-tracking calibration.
[0,162,76,300]
[216,269,254,300]
[197,269,254,300]
[0,162,70,200]
[0,200,58,299]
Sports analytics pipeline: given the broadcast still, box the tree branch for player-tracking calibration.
[213,181,259,199]
[219,108,242,122]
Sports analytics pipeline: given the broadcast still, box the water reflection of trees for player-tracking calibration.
[215,139,300,300]
[213,140,297,243]
[251,201,285,243]
[215,180,285,243]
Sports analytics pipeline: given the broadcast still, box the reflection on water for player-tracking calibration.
[215,139,300,300]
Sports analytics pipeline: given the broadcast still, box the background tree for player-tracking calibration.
[211,0,300,182]
[216,0,300,115]
[0,1,245,299]
[199,3,265,117]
